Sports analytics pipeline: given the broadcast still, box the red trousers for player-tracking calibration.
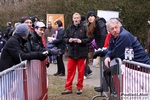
[65,58,86,90]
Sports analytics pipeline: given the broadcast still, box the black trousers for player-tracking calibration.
[56,54,65,74]
[103,64,119,93]
[84,57,92,76]
[101,62,109,91]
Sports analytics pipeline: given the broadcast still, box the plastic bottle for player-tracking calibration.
[129,48,134,61]
[125,47,129,60]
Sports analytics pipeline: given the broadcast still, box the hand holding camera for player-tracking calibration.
[73,38,77,42]
[73,38,81,43]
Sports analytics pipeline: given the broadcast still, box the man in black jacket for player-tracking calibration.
[5,22,14,40]
[0,24,47,71]
[0,23,60,72]
[26,21,62,67]
[61,12,92,95]
[28,21,61,55]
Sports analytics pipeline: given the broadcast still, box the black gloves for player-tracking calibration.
[93,50,106,59]
[93,50,102,59]
[48,47,61,56]
[32,52,47,61]
[37,52,47,61]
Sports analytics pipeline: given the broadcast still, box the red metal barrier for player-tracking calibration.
[24,60,48,100]
[113,75,121,99]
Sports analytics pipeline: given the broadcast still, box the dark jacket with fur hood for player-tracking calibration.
[93,17,107,48]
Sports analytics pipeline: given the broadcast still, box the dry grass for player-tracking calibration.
[48,75,106,100]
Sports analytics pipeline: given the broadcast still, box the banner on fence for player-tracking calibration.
[121,65,150,100]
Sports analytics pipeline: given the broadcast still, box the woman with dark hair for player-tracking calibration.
[86,10,107,49]
[86,10,108,92]
[49,20,66,76]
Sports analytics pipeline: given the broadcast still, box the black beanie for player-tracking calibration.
[87,11,96,19]
[31,16,40,23]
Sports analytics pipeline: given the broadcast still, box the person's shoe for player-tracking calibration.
[88,71,92,74]
[94,86,103,92]
[61,89,72,95]
[87,72,92,77]
[84,76,87,79]
[110,91,117,97]
[49,61,52,63]
[76,89,82,95]
[59,73,65,76]
[53,72,60,76]
[110,89,117,97]
[53,60,57,64]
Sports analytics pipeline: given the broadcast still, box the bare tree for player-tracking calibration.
[0,0,26,5]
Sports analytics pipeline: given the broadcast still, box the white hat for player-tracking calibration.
[35,22,46,29]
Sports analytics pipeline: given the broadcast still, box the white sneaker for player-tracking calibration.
[84,76,87,79]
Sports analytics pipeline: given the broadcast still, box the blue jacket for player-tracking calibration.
[52,28,66,54]
[106,27,150,64]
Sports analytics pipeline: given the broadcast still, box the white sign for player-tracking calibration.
[97,10,119,21]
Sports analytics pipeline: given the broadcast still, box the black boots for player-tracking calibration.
[94,86,103,92]
[53,72,60,76]
[94,86,117,98]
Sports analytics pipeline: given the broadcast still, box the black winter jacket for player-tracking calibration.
[93,17,107,48]
[5,25,14,40]
[29,31,47,52]
[0,34,46,71]
[64,23,92,59]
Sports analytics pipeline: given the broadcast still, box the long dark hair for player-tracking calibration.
[86,18,96,38]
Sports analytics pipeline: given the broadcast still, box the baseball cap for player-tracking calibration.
[35,22,46,29]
